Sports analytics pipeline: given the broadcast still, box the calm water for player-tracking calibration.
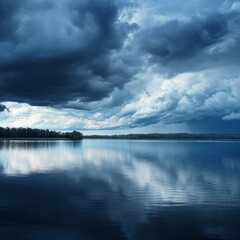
[0,140,240,240]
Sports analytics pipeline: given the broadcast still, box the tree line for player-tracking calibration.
[84,133,240,140]
[0,127,83,140]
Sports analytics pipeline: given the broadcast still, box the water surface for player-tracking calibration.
[0,140,240,239]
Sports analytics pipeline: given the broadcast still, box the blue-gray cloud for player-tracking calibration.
[139,13,228,64]
[0,0,240,130]
[0,0,136,105]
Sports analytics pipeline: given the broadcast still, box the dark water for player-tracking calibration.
[0,140,240,240]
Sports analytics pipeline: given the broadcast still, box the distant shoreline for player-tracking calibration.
[1,138,240,141]
[83,133,240,140]
[1,133,240,141]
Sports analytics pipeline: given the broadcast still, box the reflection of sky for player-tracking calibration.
[0,140,240,207]
[0,140,240,239]
[0,141,83,175]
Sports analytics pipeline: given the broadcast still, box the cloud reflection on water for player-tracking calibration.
[0,140,239,207]
[0,140,240,239]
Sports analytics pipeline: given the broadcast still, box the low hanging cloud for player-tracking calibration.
[1,70,240,131]
[116,71,240,128]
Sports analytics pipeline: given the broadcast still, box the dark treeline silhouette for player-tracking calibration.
[0,127,83,140]
[84,133,240,140]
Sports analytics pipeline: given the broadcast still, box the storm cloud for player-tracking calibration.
[0,0,240,131]
[0,0,136,105]
[139,13,228,64]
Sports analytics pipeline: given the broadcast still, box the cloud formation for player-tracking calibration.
[0,104,8,112]
[0,0,240,131]
[139,12,228,64]
[0,0,136,105]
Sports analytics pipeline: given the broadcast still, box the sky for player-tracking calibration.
[0,0,240,134]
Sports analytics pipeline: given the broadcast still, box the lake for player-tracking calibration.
[0,140,240,240]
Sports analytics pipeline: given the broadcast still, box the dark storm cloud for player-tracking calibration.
[0,0,136,106]
[139,12,229,65]
[0,0,23,40]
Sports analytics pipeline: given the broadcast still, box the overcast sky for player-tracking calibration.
[0,0,240,134]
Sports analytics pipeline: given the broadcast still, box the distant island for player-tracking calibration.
[0,127,83,140]
[84,133,240,140]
